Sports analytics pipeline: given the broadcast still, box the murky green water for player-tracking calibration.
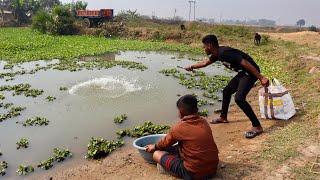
[0,51,232,179]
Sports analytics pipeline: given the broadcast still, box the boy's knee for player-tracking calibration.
[153,151,166,163]
[234,93,246,104]
[222,87,232,96]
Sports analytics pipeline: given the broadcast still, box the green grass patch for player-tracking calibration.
[0,28,201,63]
[260,122,317,163]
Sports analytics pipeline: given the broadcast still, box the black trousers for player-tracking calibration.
[221,72,261,127]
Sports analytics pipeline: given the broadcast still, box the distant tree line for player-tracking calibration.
[0,0,87,25]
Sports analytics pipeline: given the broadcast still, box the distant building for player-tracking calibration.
[0,10,14,22]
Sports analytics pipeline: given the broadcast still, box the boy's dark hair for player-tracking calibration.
[202,34,219,47]
[176,94,198,114]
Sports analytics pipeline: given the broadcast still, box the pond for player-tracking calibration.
[0,51,233,179]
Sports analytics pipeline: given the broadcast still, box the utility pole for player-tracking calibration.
[174,8,177,19]
[188,0,196,21]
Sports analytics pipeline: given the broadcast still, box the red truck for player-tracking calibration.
[76,9,114,27]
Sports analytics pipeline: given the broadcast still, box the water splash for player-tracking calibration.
[69,76,147,98]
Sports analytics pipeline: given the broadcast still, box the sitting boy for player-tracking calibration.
[146,95,219,179]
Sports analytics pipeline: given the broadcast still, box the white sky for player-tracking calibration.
[61,0,320,26]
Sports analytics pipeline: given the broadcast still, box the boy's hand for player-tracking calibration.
[184,66,194,72]
[260,76,270,87]
[145,144,156,153]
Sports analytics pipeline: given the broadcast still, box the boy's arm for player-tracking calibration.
[240,59,269,87]
[185,59,213,71]
[155,131,177,150]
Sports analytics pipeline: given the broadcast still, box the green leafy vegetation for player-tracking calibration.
[16,165,34,176]
[0,106,26,122]
[16,138,29,149]
[37,148,72,170]
[53,148,73,162]
[116,121,170,138]
[86,138,124,159]
[114,114,128,124]
[37,157,54,170]
[197,98,209,107]
[0,84,43,98]
[19,117,49,127]
[0,94,5,101]
[198,109,209,117]
[0,28,200,63]
[59,87,68,91]
[159,68,230,100]
[0,161,8,176]
[32,5,77,35]
[46,96,56,102]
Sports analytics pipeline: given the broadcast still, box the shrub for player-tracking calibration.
[32,10,53,33]
[32,5,78,35]
[309,25,318,32]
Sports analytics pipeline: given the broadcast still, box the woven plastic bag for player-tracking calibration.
[259,78,296,120]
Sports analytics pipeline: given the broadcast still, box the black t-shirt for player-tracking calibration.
[210,46,260,75]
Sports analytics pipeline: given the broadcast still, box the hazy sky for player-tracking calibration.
[61,0,320,26]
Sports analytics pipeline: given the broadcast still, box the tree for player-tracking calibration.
[296,19,306,27]
[39,0,60,10]
[309,25,318,32]
[74,1,87,10]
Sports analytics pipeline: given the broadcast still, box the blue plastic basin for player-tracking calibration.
[133,134,176,164]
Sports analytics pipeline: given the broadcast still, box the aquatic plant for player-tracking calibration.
[59,87,68,91]
[114,114,128,124]
[0,84,44,98]
[0,94,5,101]
[159,68,230,100]
[53,148,72,162]
[16,138,29,149]
[0,28,200,63]
[0,161,8,176]
[46,96,56,102]
[37,157,54,170]
[197,98,209,107]
[116,121,170,138]
[198,109,209,117]
[16,165,34,176]
[37,148,72,170]
[86,138,124,159]
[20,117,49,127]
[0,106,26,122]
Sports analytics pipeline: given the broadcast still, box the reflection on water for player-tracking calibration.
[0,51,231,179]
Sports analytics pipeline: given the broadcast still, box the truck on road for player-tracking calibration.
[76,9,114,27]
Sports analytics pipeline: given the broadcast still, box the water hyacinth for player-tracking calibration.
[37,157,54,170]
[37,148,72,170]
[159,68,230,100]
[59,87,68,91]
[116,121,170,138]
[86,138,124,159]
[0,84,43,98]
[197,98,209,107]
[16,165,34,176]
[0,28,200,62]
[0,94,4,101]
[114,114,128,124]
[16,138,29,149]
[198,109,209,117]
[46,96,56,102]
[0,161,8,176]
[0,106,26,122]
[19,117,49,127]
[53,148,72,162]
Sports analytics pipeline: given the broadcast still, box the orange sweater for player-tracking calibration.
[156,115,219,177]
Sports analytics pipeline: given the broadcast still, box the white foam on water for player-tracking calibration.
[69,76,147,98]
